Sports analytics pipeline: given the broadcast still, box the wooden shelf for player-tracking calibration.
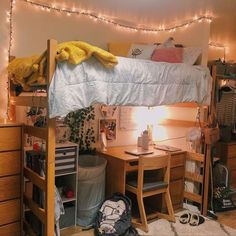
[55,171,77,177]
[61,197,76,203]
[216,74,236,80]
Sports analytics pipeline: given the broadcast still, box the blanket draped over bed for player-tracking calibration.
[7,41,117,90]
[48,56,212,118]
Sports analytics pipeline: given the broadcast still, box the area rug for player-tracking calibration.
[137,212,236,236]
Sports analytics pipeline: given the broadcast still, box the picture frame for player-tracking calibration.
[99,118,117,141]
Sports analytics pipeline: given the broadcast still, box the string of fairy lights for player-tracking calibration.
[6,0,15,63]
[6,0,227,62]
[23,0,213,33]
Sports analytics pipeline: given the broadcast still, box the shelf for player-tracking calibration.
[55,171,77,177]
[61,197,76,203]
[216,74,236,80]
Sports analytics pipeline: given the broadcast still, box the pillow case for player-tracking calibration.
[127,44,156,60]
[151,47,183,63]
[183,47,202,65]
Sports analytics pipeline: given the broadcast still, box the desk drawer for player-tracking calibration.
[228,144,236,158]
[0,222,21,236]
[227,158,236,170]
[169,179,184,205]
[170,154,185,168]
[0,175,21,201]
[0,199,21,225]
[0,151,21,177]
[230,169,236,188]
[0,127,21,151]
[125,161,138,172]
[170,166,185,181]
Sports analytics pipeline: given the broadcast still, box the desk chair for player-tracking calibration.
[126,154,175,232]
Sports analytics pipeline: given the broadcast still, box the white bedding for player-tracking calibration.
[49,56,212,118]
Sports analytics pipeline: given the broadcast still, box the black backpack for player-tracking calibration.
[94,192,139,236]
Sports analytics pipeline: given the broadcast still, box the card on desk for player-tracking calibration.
[125,149,154,156]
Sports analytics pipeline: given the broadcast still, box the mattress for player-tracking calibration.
[48,56,212,118]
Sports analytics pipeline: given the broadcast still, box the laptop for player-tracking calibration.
[154,144,181,152]
[125,149,154,156]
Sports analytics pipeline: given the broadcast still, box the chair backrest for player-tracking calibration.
[137,154,171,191]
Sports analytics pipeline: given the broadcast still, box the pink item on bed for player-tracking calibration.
[151,47,183,63]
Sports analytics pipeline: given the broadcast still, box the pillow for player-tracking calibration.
[183,47,202,65]
[151,47,183,63]
[127,44,156,60]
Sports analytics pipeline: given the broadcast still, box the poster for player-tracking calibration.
[99,119,117,141]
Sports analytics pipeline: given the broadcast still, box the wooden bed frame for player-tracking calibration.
[9,39,215,235]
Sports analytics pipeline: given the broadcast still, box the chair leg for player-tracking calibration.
[137,195,148,232]
[165,190,176,222]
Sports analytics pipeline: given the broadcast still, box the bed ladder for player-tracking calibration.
[10,39,57,235]
[184,152,205,211]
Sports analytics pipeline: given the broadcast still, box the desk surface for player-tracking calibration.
[97,145,186,162]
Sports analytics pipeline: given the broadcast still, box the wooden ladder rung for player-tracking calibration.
[24,125,47,139]
[23,220,37,236]
[23,194,46,224]
[184,191,202,204]
[10,96,47,108]
[186,152,204,162]
[185,171,203,183]
[24,167,46,191]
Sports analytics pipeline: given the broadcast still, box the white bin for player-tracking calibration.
[77,155,107,227]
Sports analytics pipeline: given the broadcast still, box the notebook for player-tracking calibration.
[154,144,181,152]
[125,149,154,156]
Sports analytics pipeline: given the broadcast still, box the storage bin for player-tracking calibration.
[77,155,107,227]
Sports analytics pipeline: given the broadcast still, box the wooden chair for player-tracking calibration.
[125,154,175,232]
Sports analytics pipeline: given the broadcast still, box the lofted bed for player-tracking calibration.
[9,39,214,235]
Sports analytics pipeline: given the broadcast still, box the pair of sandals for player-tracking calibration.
[179,211,205,226]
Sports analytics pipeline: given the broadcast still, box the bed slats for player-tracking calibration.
[183,191,202,204]
[23,220,37,236]
[10,96,47,108]
[23,194,46,224]
[184,152,205,209]
[24,125,47,140]
[24,167,46,191]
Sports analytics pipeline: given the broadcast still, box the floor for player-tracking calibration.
[61,209,236,236]
[61,226,94,236]
[217,209,236,229]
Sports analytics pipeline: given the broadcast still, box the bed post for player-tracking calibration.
[202,65,217,216]
[45,39,57,236]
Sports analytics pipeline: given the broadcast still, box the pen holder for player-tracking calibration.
[142,132,149,150]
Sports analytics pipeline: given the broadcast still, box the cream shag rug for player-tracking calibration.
[138,212,236,236]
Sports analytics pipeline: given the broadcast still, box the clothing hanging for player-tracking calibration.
[216,89,236,126]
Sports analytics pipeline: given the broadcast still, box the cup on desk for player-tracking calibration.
[137,136,142,147]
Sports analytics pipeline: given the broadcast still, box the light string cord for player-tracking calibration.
[23,0,212,33]
[6,0,15,119]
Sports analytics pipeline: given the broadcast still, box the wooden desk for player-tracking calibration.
[97,145,186,210]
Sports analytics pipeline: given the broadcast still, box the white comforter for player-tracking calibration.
[49,57,212,118]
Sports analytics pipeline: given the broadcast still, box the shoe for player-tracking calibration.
[189,213,205,226]
[179,212,191,224]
